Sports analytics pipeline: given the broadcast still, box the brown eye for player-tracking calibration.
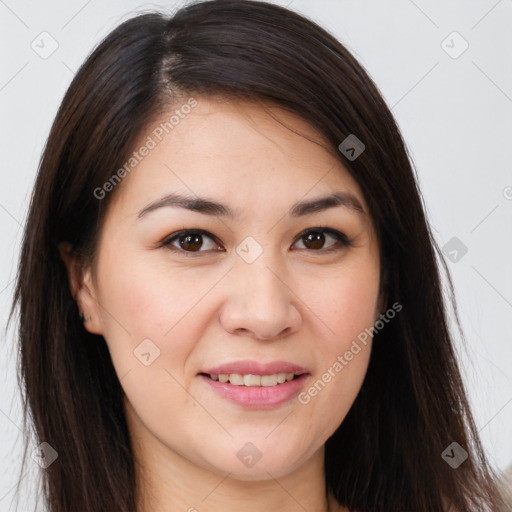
[293,229,352,251]
[178,233,203,251]
[162,230,220,254]
[302,231,326,250]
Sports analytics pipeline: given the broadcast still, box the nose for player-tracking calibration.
[218,256,302,341]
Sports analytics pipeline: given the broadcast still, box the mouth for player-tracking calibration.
[197,360,311,410]
[197,361,310,409]
[198,372,302,387]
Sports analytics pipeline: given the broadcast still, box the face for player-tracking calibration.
[65,97,382,482]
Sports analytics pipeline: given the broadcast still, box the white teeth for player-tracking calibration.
[276,373,287,384]
[228,373,244,386]
[209,372,298,386]
[244,374,261,386]
[260,374,278,386]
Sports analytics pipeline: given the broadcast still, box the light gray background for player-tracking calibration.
[1,0,511,510]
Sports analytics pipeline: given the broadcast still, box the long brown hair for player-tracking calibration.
[9,1,505,510]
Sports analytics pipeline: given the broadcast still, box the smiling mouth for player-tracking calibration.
[199,372,302,387]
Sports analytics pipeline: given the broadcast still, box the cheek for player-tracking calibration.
[298,259,379,432]
[319,276,377,379]
[95,246,226,379]
[318,259,380,349]
[94,255,216,434]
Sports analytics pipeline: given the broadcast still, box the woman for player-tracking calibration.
[9,1,505,510]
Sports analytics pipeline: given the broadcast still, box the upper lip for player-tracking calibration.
[200,360,309,376]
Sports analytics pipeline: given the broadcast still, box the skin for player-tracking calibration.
[60,96,383,512]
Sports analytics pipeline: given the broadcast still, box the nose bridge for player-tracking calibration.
[235,242,288,309]
[219,241,302,340]
[238,249,284,302]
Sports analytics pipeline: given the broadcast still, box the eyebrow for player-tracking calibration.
[136,191,366,219]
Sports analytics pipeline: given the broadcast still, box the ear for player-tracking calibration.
[58,242,104,335]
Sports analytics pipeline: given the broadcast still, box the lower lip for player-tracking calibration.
[199,374,309,409]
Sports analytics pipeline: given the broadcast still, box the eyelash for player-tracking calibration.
[160,227,353,257]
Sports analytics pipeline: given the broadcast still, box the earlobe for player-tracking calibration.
[79,269,104,335]
[58,242,103,335]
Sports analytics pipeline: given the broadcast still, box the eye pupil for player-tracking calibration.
[304,231,325,250]
[180,233,202,251]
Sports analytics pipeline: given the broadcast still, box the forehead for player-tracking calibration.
[108,96,371,223]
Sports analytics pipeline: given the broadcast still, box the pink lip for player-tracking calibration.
[199,373,310,409]
[200,360,309,376]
